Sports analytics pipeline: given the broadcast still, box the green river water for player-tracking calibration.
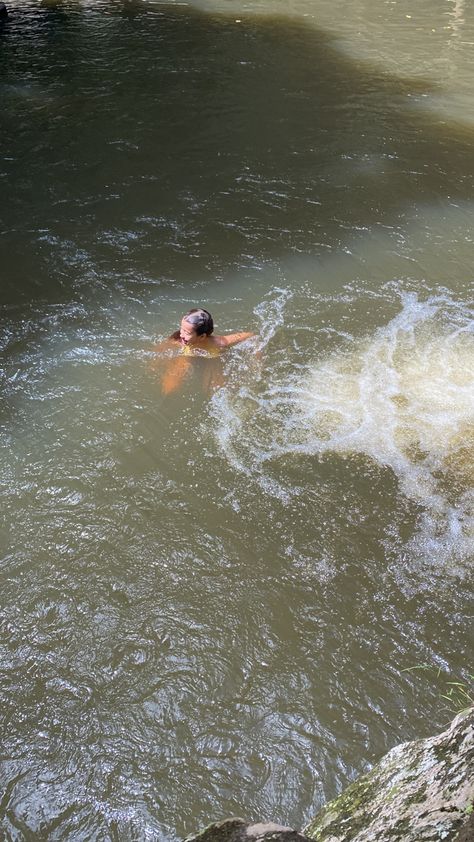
[0,1,473,839]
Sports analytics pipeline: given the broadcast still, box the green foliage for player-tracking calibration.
[401,665,474,715]
[439,679,474,714]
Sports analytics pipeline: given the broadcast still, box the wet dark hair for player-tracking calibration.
[171,307,214,340]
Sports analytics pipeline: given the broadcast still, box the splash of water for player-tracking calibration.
[299,293,473,497]
[213,290,474,563]
[253,286,293,351]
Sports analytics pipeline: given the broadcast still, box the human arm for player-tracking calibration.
[148,337,191,395]
[160,355,191,395]
[218,331,256,348]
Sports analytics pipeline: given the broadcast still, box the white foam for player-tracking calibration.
[302,295,473,486]
[253,287,293,351]
[213,290,474,563]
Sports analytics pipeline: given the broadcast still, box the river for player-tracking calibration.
[0,1,473,839]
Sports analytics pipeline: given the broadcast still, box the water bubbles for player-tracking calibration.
[213,287,474,568]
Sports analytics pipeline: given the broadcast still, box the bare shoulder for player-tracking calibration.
[152,338,178,354]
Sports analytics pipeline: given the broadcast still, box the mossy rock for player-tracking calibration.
[304,707,474,842]
[185,819,314,842]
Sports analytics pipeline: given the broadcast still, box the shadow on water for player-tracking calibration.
[0,0,473,309]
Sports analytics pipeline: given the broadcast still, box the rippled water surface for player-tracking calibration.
[1,1,473,839]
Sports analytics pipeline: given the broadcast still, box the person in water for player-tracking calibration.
[153,307,255,395]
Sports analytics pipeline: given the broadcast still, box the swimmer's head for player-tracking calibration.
[180,308,214,342]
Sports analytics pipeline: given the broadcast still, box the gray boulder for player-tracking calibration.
[304,707,474,842]
[185,819,314,842]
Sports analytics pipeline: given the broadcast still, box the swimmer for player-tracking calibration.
[152,307,255,395]
[171,308,254,353]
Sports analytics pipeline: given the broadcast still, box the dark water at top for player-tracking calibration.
[0,2,473,840]
[2,0,474,306]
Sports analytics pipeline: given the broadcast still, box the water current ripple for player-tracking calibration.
[1,2,474,839]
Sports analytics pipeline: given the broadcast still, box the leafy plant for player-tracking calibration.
[401,665,473,715]
[439,678,474,714]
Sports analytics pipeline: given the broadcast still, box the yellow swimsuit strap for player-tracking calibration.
[180,343,221,358]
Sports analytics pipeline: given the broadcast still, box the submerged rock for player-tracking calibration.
[304,707,474,842]
[186,819,314,842]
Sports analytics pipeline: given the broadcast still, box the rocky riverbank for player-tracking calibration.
[187,707,474,842]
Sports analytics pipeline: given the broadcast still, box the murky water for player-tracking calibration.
[1,1,473,839]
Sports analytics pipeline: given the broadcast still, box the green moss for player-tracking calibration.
[391,817,411,836]
[432,727,465,763]
[385,784,402,801]
[404,783,428,807]
[305,774,378,841]
[305,709,474,842]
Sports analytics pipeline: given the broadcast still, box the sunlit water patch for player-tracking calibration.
[213,289,474,568]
